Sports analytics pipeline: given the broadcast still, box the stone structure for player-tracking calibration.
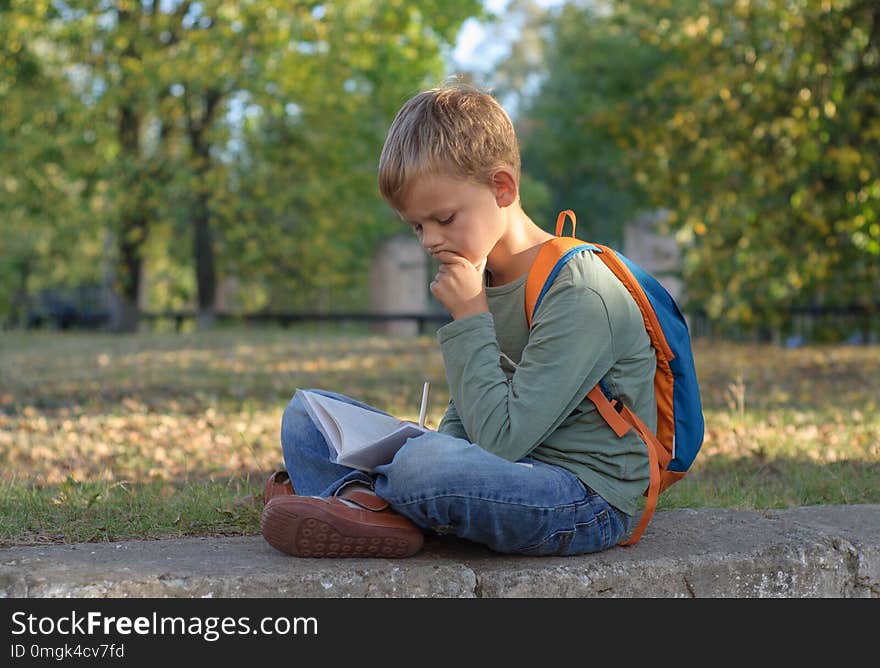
[369,234,428,336]
[622,209,683,303]
[2,505,878,597]
[215,276,242,313]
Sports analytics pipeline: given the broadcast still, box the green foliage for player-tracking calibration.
[9,0,876,336]
[620,0,880,328]
[0,1,106,325]
[511,0,879,331]
[513,2,665,243]
[227,0,483,311]
[0,0,482,322]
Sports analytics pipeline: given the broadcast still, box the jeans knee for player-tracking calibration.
[281,394,300,428]
[280,391,318,454]
[378,432,468,502]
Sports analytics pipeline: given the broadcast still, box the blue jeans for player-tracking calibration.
[280,389,633,556]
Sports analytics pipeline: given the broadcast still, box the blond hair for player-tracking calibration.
[378,82,520,210]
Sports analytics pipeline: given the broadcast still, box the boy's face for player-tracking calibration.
[397,172,508,267]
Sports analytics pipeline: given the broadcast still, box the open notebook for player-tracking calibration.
[297,390,431,472]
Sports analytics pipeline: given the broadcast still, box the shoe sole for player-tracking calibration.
[260,498,423,558]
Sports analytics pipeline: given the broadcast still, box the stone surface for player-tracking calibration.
[622,209,682,301]
[369,234,427,336]
[1,505,878,598]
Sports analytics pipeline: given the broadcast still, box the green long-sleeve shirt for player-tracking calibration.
[436,249,653,516]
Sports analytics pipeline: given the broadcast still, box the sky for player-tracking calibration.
[450,0,566,73]
[450,0,513,71]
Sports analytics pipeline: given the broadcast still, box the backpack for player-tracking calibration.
[524,210,705,546]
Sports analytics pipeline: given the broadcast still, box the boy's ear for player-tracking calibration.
[491,168,518,208]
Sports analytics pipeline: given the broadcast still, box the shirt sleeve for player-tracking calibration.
[436,268,616,461]
[437,399,469,440]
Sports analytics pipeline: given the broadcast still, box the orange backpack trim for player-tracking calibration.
[525,210,677,546]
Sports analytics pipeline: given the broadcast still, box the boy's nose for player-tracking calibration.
[420,226,442,250]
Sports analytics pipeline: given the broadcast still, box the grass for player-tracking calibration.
[1,326,878,547]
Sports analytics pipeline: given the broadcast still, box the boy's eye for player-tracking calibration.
[438,214,455,225]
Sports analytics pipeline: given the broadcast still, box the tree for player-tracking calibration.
[0,0,104,327]
[505,0,879,335]
[31,0,194,331]
[220,0,484,314]
[615,0,880,332]
[156,0,481,323]
[503,1,667,245]
[4,0,482,329]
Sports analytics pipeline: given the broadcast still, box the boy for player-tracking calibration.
[260,82,653,558]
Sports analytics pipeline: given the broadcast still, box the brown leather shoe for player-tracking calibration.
[263,470,294,505]
[260,488,423,558]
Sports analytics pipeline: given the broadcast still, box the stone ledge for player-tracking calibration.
[1,505,877,598]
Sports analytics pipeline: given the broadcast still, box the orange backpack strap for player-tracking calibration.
[617,401,670,545]
[526,210,672,547]
[524,212,597,328]
[590,243,674,360]
[582,243,678,544]
[585,386,669,545]
[589,242,677,460]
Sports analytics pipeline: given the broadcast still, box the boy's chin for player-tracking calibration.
[453,251,482,264]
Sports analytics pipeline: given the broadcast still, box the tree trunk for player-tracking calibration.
[185,89,223,331]
[116,217,145,333]
[113,102,145,333]
[193,187,216,330]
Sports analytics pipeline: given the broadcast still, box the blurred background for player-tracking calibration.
[2,1,879,544]
[2,0,878,342]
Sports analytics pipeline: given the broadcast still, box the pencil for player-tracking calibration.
[418,381,430,428]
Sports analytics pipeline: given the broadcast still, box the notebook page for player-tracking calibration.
[300,393,345,457]
[305,393,405,454]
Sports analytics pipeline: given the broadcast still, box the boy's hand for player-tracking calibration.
[430,251,489,320]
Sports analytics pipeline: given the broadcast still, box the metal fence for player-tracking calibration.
[9,289,878,344]
[688,305,879,345]
[140,311,454,335]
